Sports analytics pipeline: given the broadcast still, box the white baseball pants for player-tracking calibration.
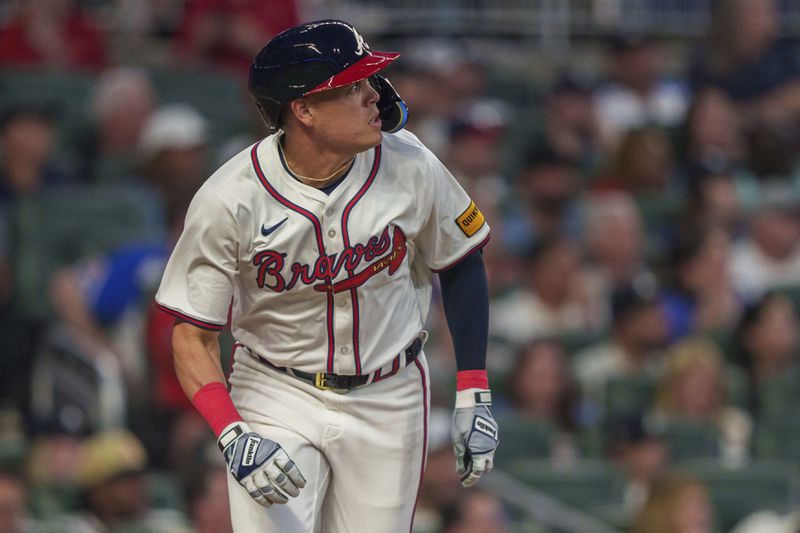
[226,346,430,533]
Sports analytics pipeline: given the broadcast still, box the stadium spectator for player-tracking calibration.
[397,43,489,156]
[652,337,753,465]
[446,99,509,209]
[573,276,668,406]
[581,191,649,324]
[0,104,70,203]
[592,126,677,197]
[68,430,189,532]
[175,0,299,74]
[442,489,510,533]
[533,72,602,178]
[445,100,519,293]
[631,472,714,533]
[660,227,741,340]
[691,0,800,122]
[735,292,800,409]
[502,146,583,256]
[388,62,450,155]
[595,33,689,148]
[111,0,185,40]
[679,87,746,181]
[48,180,201,465]
[605,412,669,518]
[0,0,107,70]
[730,187,800,300]
[74,67,158,183]
[25,427,84,519]
[682,163,743,239]
[138,104,210,221]
[506,339,583,462]
[0,104,73,397]
[183,443,232,533]
[413,409,463,533]
[0,469,29,533]
[491,235,605,346]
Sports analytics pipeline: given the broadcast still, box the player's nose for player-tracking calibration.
[366,82,379,105]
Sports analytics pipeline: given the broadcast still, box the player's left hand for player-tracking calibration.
[451,389,499,487]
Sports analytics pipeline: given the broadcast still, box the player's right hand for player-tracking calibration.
[217,421,306,507]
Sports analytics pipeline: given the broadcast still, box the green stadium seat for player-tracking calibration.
[725,365,750,410]
[494,415,555,463]
[29,483,81,519]
[147,69,255,145]
[0,70,95,131]
[558,329,609,358]
[507,521,548,533]
[754,421,800,463]
[755,374,800,425]
[679,458,800,532]
[634,194,683,257]
[604,376,657,418]
[662,420,721,461]
[148,470,186,511]
[503,458,626,512]
[11,184,165,317]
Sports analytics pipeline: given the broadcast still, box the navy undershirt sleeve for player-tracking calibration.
[438,251,489,371]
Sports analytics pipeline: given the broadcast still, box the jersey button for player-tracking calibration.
[328,229,336,238]
[340,346,349,354]
[325,208,334,217]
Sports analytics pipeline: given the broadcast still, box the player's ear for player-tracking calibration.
[288,98,314,128]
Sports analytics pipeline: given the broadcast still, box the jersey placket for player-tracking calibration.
[335,145,382,375]
[322,208,354,375]
[250,141,339,373]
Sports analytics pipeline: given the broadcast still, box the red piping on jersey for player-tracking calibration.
[373,353,400,382]
[430,234,491,273]
[250,141,337,372]
[155,302,225,331]
[339,145,382,375]
[410,358,429,532]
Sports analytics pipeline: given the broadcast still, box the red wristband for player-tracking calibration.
[456,369,488,391]
[191,382,243,437]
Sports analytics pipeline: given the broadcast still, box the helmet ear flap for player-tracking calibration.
[369,75,409,133]
[252,96,283,134]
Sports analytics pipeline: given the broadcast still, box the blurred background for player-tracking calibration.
[2,0,800,531]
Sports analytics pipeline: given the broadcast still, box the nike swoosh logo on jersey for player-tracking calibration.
[261,218,288,236]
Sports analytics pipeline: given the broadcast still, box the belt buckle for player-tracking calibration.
[314,373,348,393]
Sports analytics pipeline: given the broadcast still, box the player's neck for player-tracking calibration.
[280,133,356,188]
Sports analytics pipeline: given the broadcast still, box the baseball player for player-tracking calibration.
[155,19,499,532]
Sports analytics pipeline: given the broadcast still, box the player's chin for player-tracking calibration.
[360,127,383,149]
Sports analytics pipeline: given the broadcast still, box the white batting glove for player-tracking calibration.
[218,421,306,507]
[451,389,499,487]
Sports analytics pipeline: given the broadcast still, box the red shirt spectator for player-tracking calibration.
[176,0,299,74]
[0,1,107,70]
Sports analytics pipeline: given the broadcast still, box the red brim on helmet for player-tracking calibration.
[305,51,400,95]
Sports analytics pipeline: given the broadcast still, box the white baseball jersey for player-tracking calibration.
[155,129,490,375]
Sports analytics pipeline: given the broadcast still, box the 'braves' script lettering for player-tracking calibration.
[252,226,406,293]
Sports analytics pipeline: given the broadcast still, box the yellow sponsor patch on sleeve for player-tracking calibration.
[455,201,486,237]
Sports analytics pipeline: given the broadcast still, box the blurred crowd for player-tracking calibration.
[2,0,800,532]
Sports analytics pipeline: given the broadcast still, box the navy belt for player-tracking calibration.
[251,337,423,393]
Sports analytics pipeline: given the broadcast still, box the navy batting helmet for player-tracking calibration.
[249,19,408,134]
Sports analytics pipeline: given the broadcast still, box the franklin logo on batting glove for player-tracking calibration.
[219,421,306,508]
[451,388,499,488]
